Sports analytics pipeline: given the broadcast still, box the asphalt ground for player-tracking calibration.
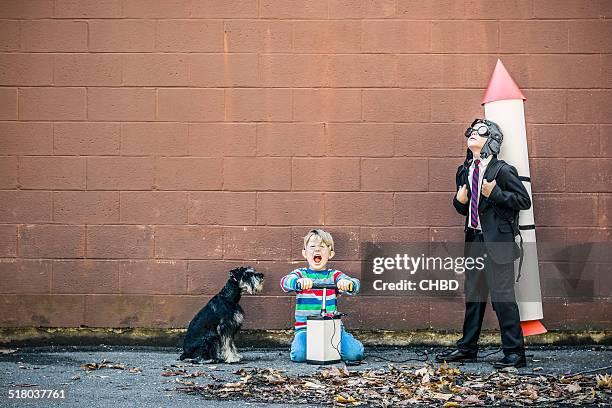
[1,345,611,407]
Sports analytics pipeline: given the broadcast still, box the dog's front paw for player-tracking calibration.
[224,354,242,364]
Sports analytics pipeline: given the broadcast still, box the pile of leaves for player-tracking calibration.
[80,359,141,373]
[175,364,611,406]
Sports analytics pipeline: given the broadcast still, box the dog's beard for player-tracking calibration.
[239,276,264,294]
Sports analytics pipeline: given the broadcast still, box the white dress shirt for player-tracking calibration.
[467,155,492,230]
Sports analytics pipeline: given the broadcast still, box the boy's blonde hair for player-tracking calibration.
[303,229,334,252]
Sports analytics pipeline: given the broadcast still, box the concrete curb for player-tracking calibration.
[1,327,610,347]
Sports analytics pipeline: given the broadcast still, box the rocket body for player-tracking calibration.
[482,60,545,335]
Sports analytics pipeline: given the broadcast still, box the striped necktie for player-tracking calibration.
[470,159,481,228]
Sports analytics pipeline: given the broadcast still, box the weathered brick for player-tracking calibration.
[567,90,612,124]
[0,225,17,257]
[121,123,187,156]
[260,0,328,19]
[156,20,223,52]
[119,260,188,294]
[156,158,223,190]
[21,20,87,51]
[566,159,612,193]
[88,88,156,121]
[0,88,16,119]
[431,21,498,53]
[534,0,602,18]
[0,0,53,19]
[52,260,120,294]
[326,193,394,226]
[223,20,293,53]
[20,225,85,259]
[188,54,259,87]
[328,55,397,87]
[395,193,462,227]
[87,226,154,259]
[362,158,429,191]
[529,159,566,192]
[0,294,84,327]
[225,89,292,122]
[83,295,200,327]
[223,227,292,261]
[191,0,257,17]
[292,158,360,192]
[87,157,154,190]
[240,296,296,329]
[0,54,53,85]
[428,158,464,192]
[189,123,256,157]
[123,54,188,86]
[533,193,598,227]
[330,0,395,18]
[257,123,325,157]
[158,88,224,122]
[0,122,53,155]
[54,53,122,86]
[260,54,329,87]
[523,90,567,124]
[19,87,86,120]
[154,226,223,259]
[293,21,361,53]
[363,90,430,123]
[0,191,51,223]
[257,192,325,226]
[89,20,155,52]
[224,157,291,191]
[53,191,120,224]
[54,123,120,155]
[0,259,51,293]
[599,194,612,227]
[500,21,568,53]
[293,89,361,123]
[328,124,395,157]
[189,192,257,225]
[120,192,188,224]
[0,20,19,51]
[19,156,86,190]
[123,0,191,18]
[430,90,483,123]
[395,124,465,157]
[362,20,430,52]
[54,0,122,17]
[502,54,602,89]
[530,125,599,158]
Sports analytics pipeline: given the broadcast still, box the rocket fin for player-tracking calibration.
[521,320,547,337]
[482,59,526,105]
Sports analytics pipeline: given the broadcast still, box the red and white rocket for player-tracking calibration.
[482,59,547,336]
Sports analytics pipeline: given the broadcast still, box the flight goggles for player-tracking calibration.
[464,119,491,138]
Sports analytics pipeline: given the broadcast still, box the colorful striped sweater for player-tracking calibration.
[280,267,360,332]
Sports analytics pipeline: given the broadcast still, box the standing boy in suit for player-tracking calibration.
[436,119,531,368]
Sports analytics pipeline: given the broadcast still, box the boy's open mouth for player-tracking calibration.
[313,255,322,263]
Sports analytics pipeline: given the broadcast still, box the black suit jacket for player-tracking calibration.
[452,156,532,264]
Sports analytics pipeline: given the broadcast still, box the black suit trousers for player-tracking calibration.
[457,230,525,356]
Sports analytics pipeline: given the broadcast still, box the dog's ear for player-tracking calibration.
[229,268,240,281]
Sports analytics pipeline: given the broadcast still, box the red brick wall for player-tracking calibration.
[0,0,610,331]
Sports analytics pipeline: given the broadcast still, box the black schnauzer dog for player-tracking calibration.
[180,266,264,363]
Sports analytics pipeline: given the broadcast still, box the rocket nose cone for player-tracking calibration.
[482,59,526,105]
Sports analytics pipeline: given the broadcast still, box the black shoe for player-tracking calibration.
[492,353,527,369]
[435,349,477,363]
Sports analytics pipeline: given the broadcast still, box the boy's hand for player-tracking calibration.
[296,277,313,290]
[337,279,353,292]
[456,184,469,204]
[482,179,497,197]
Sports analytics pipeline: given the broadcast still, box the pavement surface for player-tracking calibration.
[1,345,611,407]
